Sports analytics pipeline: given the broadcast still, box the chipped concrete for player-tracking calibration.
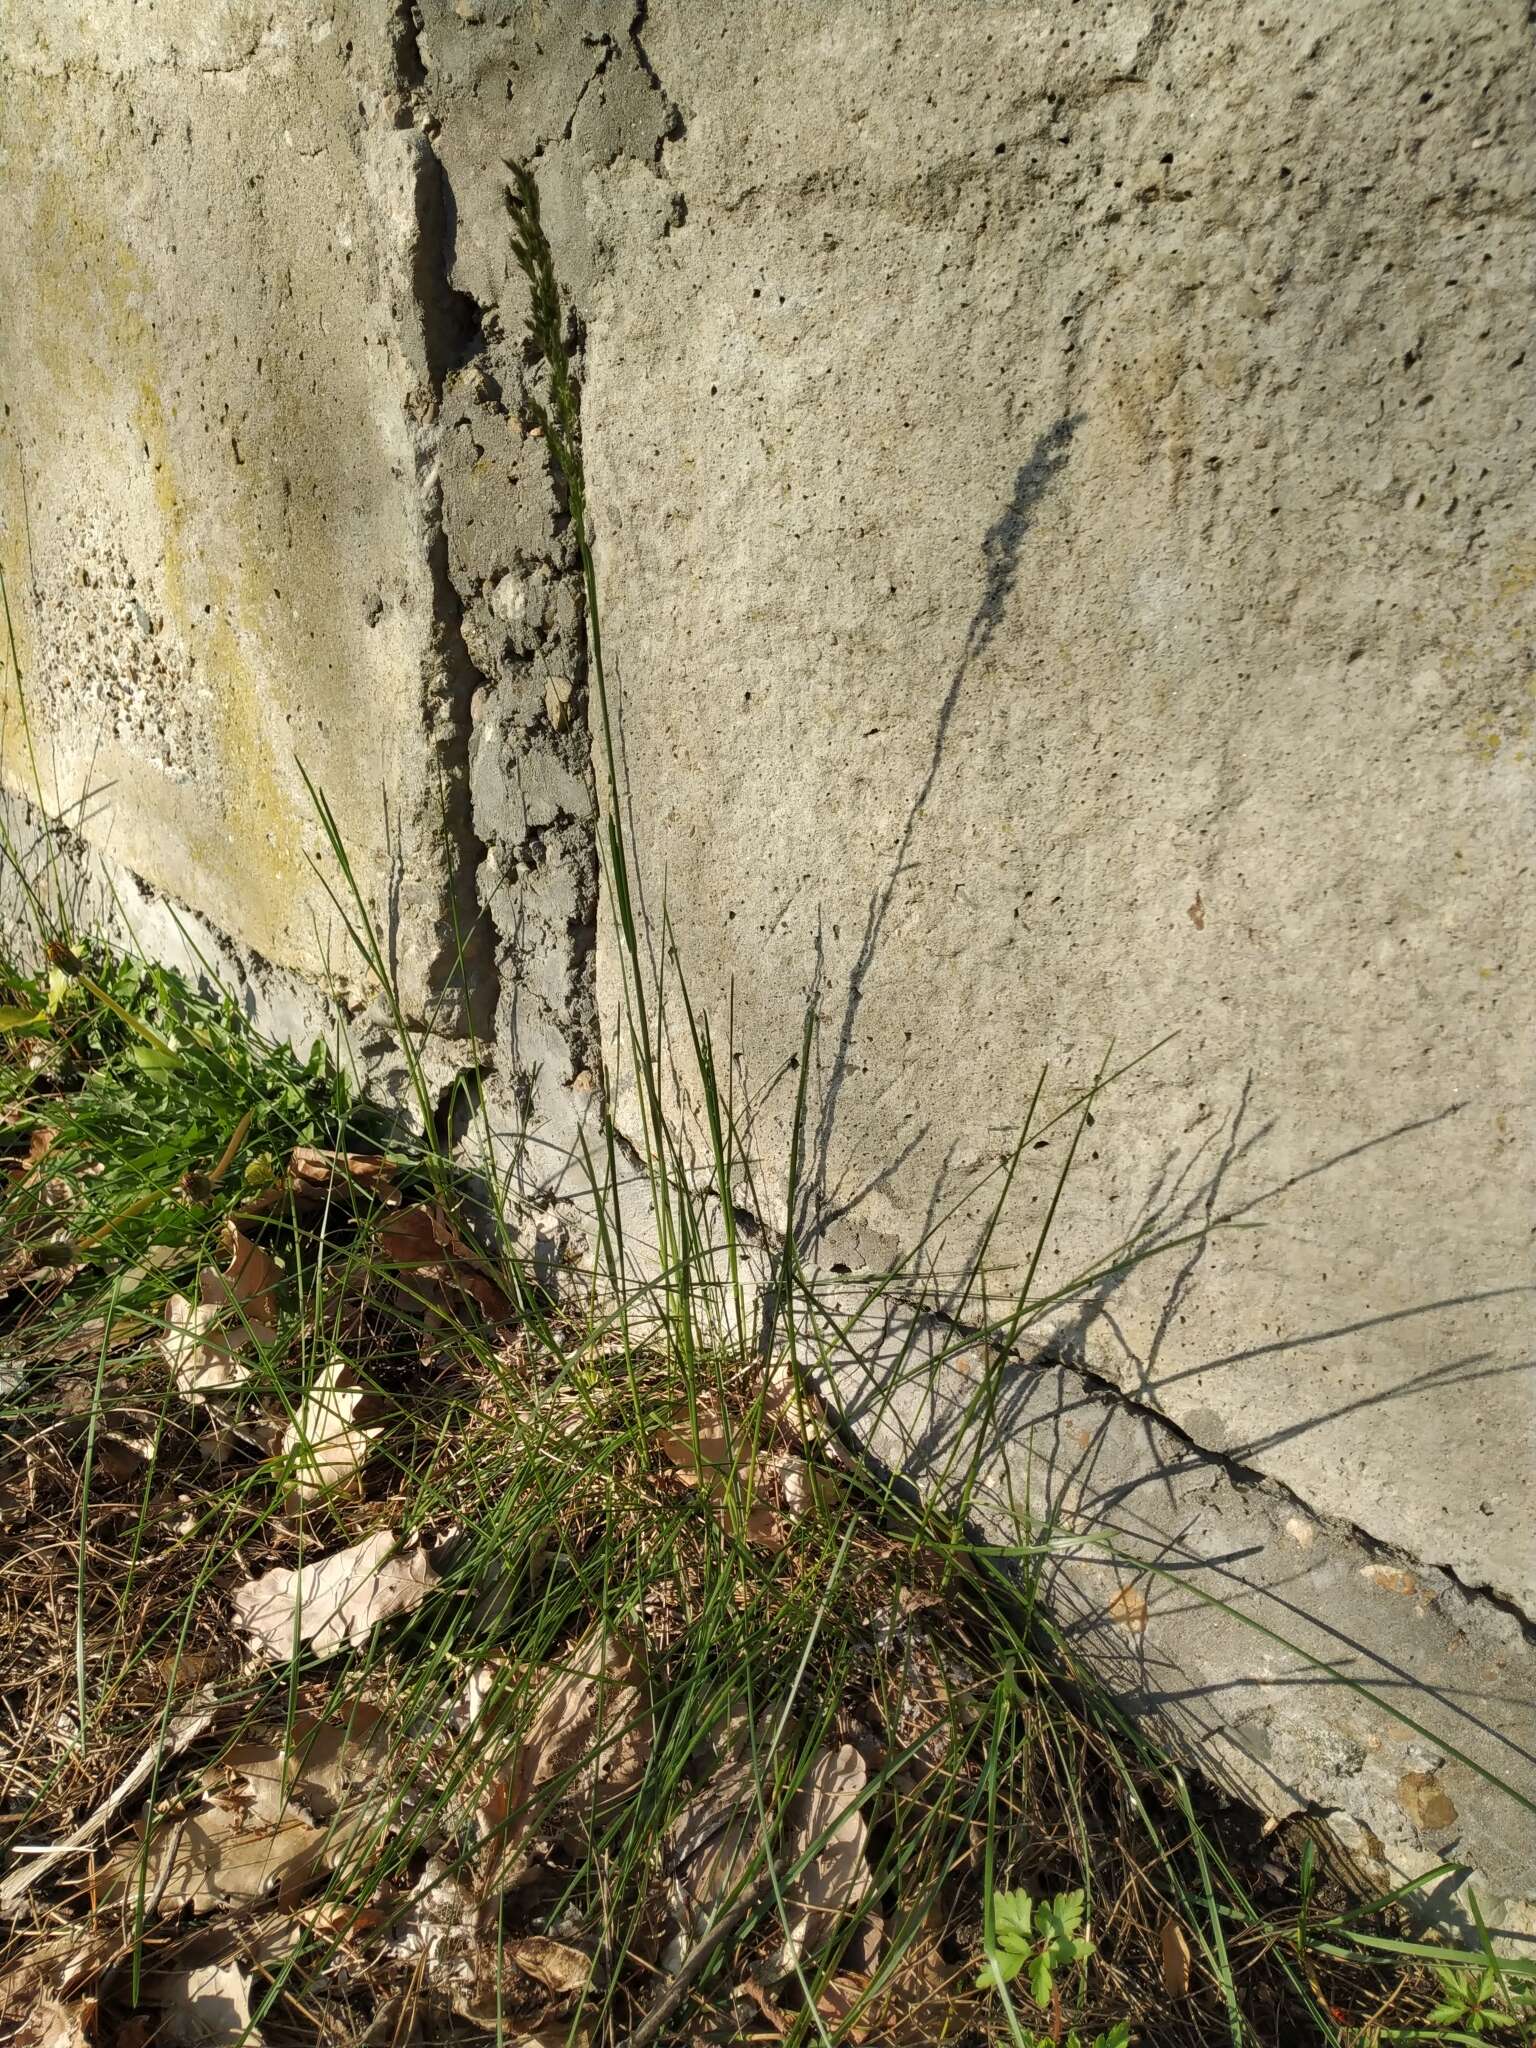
[803,1282,1536,1945]
[408,0,683,1207]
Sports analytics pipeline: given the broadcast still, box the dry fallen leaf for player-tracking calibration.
[0,1928,111,2034]
[775,1452,844,1520]
[207,1703,397,1863]
[238,1146,400,1217]
[376,1204,512,1322]
[204,1223,284,1323]
[289,1146,400,1205]
[14,1124,57,1177]
[465,1628,652,1884]
[392,1855,586,2038]
[282,1357,378,1505]
[162,1961,266,2048]
[656,1395,738,1481]
[816,1973,872,2040]
[11,1995,95,2048]
[656,1398,804,1548]
[231,1530,439,1662]
[506,1936,591,1998]
[162,1228,282,1401]
[667,1717,765,1930]
[91,1422,158,1485]
[108,1802,327,1915]
[161,1295,257,1397]
[771,1743,871,1980]
[526,1626,653,1812]
[1160,1915,1193,1998]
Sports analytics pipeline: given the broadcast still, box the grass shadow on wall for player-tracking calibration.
[804,414,1084,1256]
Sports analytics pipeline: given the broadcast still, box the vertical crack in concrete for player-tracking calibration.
[628,2,686,164]
[388,1,499,1042]
[401,2,685,1192]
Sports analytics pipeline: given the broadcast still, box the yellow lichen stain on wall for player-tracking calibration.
[1463,552,1536,769]
[4,118,355,972]
[134,370,309,964]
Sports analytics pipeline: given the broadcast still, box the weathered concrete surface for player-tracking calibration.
[0,2,485,1027]
[580,0,1536,1621]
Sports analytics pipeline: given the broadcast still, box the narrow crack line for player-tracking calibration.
[563,36,618,145]
[1051,1338,1536,1642]
[629,0,684,162]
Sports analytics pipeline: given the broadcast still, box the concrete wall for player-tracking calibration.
[0,2,487,1029]
[579,0,1534,1622]
[2,0,1532,1939]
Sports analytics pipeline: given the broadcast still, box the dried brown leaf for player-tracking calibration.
[464,1629,652,1884]
[506,1936,591,1998]
[524,1626,653,1812]
[162,1295,257,1396]
[238,1147,400,1217]
[162,1962,266,2048]
[656,1400,798,1548]
[206,1703,395,1849]
[656,1396,737,1481]
[16,1124,57,1176]
[108,1803,326,1915]
[1160,1915,1193,1997]
[376,1203,512,1321]
[816,1974,872,2040]
[11,1996,95,2048]
[231,1530,438,1662]
[282,1358,377,1505]
[202,1223,284,1323]
[391,1856,583,2038]
[771,1743,871,1980]
[289,1146,400,1204]
[775,1453,844,1520]
[0,1928,111,2025]
[667,1735,763,1928]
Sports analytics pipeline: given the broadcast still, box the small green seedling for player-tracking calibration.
[978,1885,1097,2009]
[1021,2027,1132,2048]
[1425,1958,1536,2036]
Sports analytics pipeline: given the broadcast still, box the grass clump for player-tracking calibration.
[0,915,1521,2045]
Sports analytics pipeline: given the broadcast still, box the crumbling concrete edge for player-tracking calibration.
[781,1270,1536,1950]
